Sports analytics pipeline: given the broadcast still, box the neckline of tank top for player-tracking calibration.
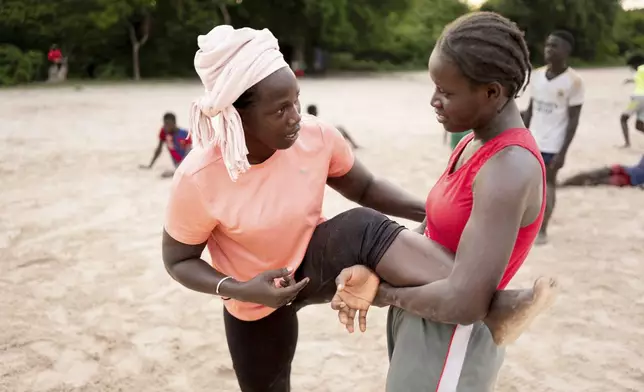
[446,127,529,177]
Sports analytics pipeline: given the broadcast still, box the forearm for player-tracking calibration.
[149,148,162,166]
[559,124,578,156]
[359,178,425,222]
[377,280,486,325]
[165,258,243,299]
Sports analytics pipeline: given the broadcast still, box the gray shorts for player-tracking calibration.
[623,96,644,121]
[386,306,505,392]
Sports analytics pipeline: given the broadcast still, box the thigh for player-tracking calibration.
[293,207,405,308]
[224,306,298,392]
[386,311,504,392]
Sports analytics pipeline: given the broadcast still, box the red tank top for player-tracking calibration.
[424,128,546,289]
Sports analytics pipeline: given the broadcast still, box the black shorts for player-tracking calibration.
[223,207,405,392]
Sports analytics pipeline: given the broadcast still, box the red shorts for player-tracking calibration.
[609,165,632,186]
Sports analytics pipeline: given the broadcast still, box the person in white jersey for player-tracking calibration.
[522,30,584,245]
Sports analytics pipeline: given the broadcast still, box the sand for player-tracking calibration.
[2,67,643,392]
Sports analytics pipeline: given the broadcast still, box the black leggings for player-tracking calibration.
[223,207,405,392]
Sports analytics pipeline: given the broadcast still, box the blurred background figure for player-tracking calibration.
[140,112,192,178]
[620,53,644,148]
[307,104,360,149]
[560,155,644,188]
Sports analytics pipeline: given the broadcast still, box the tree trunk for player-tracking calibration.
[218,2,231,25]
[127,14,150,81]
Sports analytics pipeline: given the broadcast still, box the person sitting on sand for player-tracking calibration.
[161,24,553,392]
[330,12,558,391]
[140,112,192,178]
[559,155,644,188]
[306,104,360,149]
[620,54,644,148]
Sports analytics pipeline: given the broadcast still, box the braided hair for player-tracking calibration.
[436,11,531,100]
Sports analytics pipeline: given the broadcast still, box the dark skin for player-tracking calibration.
[558,167,616,187]
[162,67,425,309]
[620,63,644,148]
[140,117,179,169]
[332,50,551,340]
[523,34,582,243]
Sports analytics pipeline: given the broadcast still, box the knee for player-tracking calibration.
[621,114,630,123]
[636,120,644,131]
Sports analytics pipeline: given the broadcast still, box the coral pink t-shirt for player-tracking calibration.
[164,117,355,321]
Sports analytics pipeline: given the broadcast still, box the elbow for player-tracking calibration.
[436,293,490,325]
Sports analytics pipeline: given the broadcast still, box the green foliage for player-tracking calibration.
[614,8,644,57]
[481,0,621,64]
[2,0,642,85]
[0,45,43,85]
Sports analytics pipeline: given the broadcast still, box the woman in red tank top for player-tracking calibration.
[332,12,558,391]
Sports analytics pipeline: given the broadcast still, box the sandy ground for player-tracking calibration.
[1,67,644,392]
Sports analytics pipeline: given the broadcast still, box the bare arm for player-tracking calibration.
[326,159,425,223]
[162,230,309,306]
[376,147,542,325]
[147,140,164,168]
[521,99,533,127]
[162,230,241,298]
[557,105,582,159]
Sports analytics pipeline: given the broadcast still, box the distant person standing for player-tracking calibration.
[522,30,584,245]
[620,54,644,148]
[306,104,360,149]
[140,112,192,178]
[48,44,63,71]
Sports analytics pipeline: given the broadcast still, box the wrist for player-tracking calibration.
[217,277,243,300]
[375,283,395,307]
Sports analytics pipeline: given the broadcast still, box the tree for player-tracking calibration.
[91,0,157,80]
[481,0,621,63]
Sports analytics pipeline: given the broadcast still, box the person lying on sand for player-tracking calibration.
[139,112,192,178]
[559,155,644,188]
[161,24,557,392]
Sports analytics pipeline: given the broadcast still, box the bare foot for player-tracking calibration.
[534,232,548,246]
[486,277,558,346]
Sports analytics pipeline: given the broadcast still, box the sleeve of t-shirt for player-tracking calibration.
[324,123,355,178]
[159,128,166,141]
[164,172,217,245]
[569,76,584,107]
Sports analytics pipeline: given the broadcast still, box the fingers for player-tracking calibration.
[358,308,368,333]
[335,267,353,291]
[345,308,356,333]
[330,294,346,311]
[263,267,293,281]
[280,277,310,300]
[279,275,295,288]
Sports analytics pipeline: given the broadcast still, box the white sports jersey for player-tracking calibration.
[528,66,584,153]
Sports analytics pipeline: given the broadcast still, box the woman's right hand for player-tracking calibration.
[235,267,309,308]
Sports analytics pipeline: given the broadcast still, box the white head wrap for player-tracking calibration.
[189,25,290,181]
